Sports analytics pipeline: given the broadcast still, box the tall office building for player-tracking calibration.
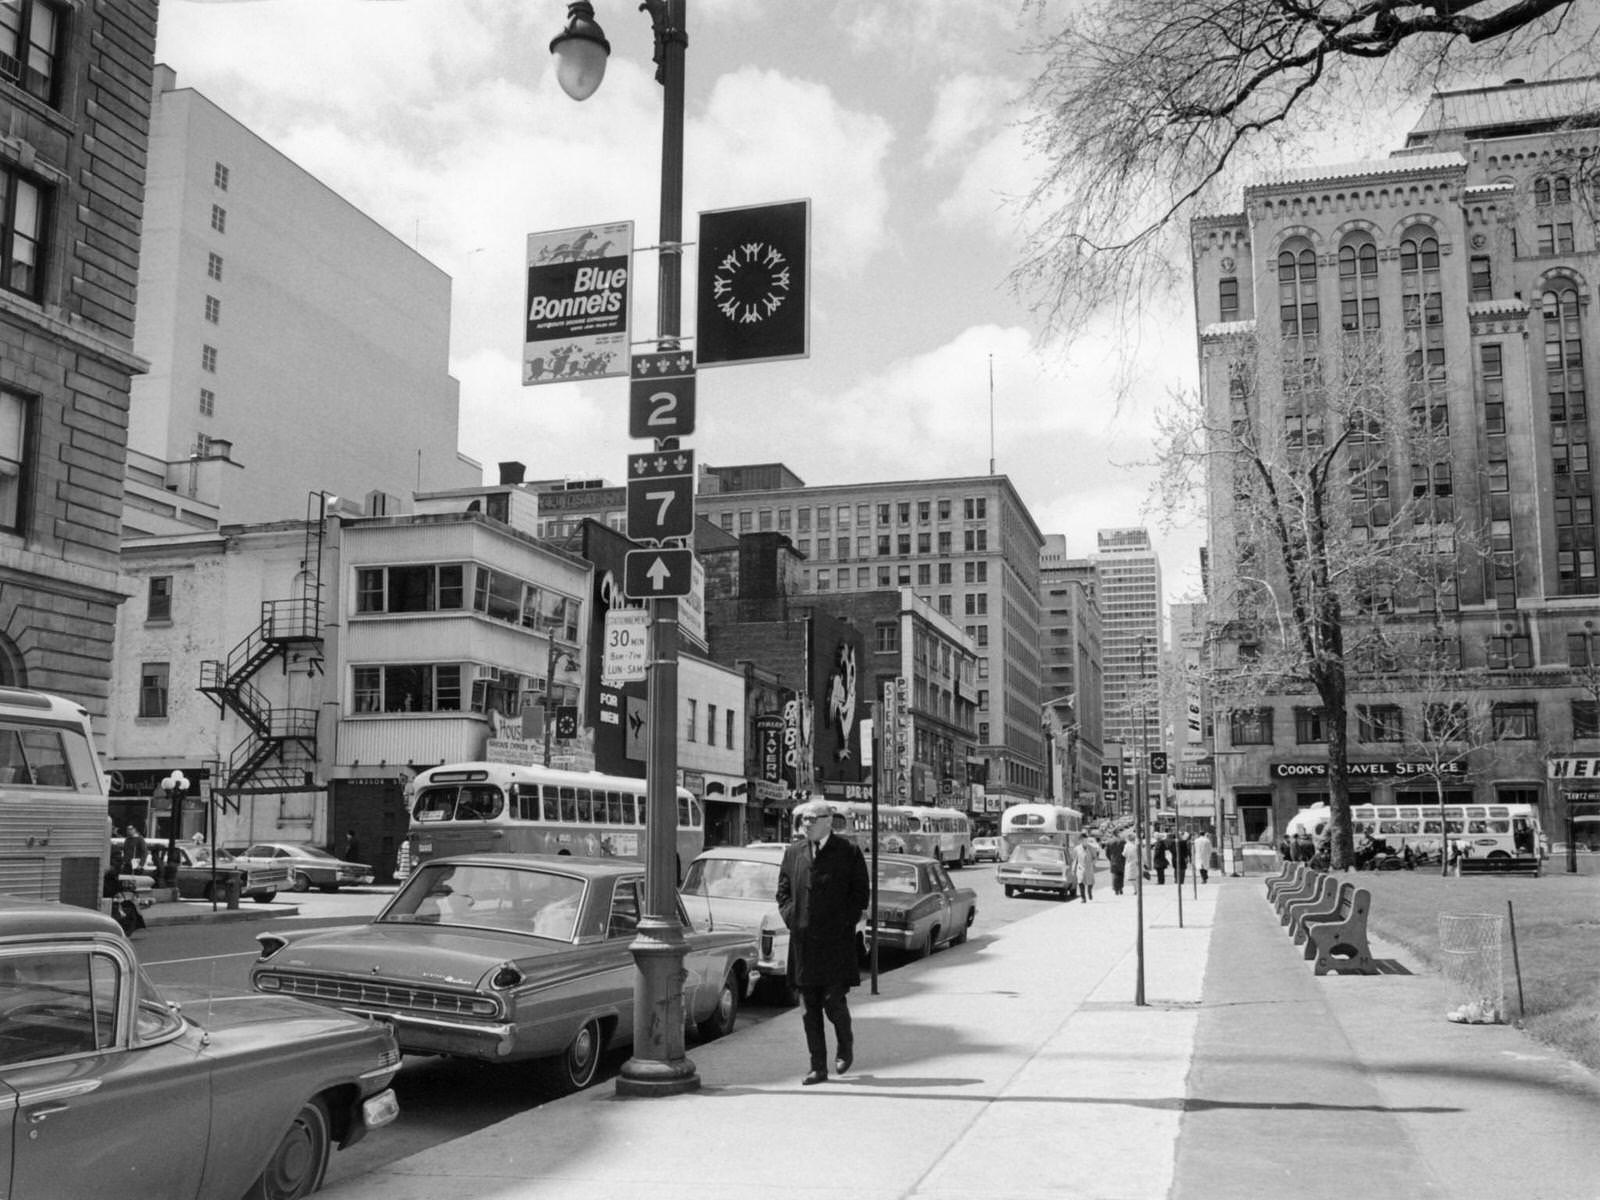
[699,466,1046,808]
[0,3,159,707]
[1095,528,1164,815]
[123,65,478,535]
[1192,75,1600,845]
[1039,535,1104,811]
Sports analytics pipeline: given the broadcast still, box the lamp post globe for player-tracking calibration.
[550,2,610,100]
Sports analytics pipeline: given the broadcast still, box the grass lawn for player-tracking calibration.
[1355,868,1600,1072]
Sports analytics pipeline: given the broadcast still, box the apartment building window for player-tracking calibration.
[938,562,952,584]
[815,572,831,591]
[856,536,869,559]
[914,500,928,522]
[964,497,987,520]
[1469,255,1493,301]
[146,576,173,623]
[777,509,791,531]
[875,622,898,652]
[836,567,849,589]
[758,509,772,530]
[975,626,989,647]
[1536,222,1574,255]
[1487,635,1532,670]
[938,499,952,520]
[963,528,988,552]
[210,204,226,233]
[796,507,810,531]
[896,565,910,585]
[1278,243,1318,337]
[1491,701,1537,740]
[207,251,224,281]
[964,561,988,584]
[938,595,952,615]
[1424,701,1468,741]
[964,593,988,615]
[917,564,931,586]
[1218,275,1238,320]
[813,539,830,561]
[0,387,30,531]
[0,1,62,105]
[707,703,717,746]
[1294,706,1328,744]
[1338,238,1379,331]
[977,689,989,712]
[1356,704,1403,743]
[917,532,931,554]
[200,387,217,419]
[204,295,221,324]
[719,511,733,531]
[201,345,217,372]
[1480,344,1505,432]
[0,168,44,300]
[138,663,170,718]
[876,503,890,524]
[937,531,951,554]
[352,663,462,714]
[356,564,467,613]
[978,722,989,743]
[1574,700,1600,739]
[816,507,831,532]
[897,533,910,555]
[1229,707,1274,745]
[737,510,752,532]
[213,161,230,191]
[857,567,870,588]
[685,698,697,742]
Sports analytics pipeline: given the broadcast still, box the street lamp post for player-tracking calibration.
[159,770,189,891]
[552,0,697,1097]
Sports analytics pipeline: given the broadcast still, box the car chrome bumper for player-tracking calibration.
[347,1007,519,1059]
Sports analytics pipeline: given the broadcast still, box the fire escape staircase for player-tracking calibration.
[198,597,324,804]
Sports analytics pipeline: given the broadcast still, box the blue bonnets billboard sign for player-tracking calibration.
[523,220,632,386]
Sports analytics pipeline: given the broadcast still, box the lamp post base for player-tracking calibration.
[615,916,700,1097]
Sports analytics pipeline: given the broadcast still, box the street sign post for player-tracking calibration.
[625,548,695,598]
[626,448,696,542]
[629,350,696,438]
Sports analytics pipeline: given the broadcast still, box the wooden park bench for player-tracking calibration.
[1263,861,1297,894]
[1281,871,1338,935]
[1289,877,1349,945]
[1456,855,1541,878]
[1300,883,1377,975]
[1272,867,1322,920]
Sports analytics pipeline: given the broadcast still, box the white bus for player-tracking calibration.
[1288,801,1546,864]
[404,762,704,882]
[998,803,1084,860]
[903,805,974,866]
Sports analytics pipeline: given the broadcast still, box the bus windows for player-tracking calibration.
[459,785,503,820]
[413,789,456,823]
[592,789,608,824]
[0,727,76,789]
[559,786,578,823]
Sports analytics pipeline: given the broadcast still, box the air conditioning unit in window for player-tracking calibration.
[474,665,501,682]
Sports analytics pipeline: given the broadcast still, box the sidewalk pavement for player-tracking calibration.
[307,875,1600,1200]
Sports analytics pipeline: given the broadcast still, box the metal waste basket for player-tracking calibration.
[1439,912,1505,1024]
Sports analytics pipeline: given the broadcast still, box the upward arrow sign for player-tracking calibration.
[646,557,672,590]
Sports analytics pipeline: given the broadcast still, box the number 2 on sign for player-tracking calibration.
[646,390,677,426]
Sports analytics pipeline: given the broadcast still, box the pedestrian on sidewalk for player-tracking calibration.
[1104,834,1125,895]
[1124,832,1141,891]
[1152,835,1169,885]
[776,800,870,1087]
[1071,835,1096,901]
[1173,834,1190,886]
[1193,830,1214,883]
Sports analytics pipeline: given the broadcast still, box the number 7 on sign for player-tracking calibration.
[625,449,695,541]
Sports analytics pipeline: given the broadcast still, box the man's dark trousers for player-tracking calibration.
[800,983,852,1072]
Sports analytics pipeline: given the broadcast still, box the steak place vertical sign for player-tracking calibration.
[523,221,632,386]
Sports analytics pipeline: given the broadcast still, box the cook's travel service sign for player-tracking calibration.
[695,199,809,366]
[523,221,632,386]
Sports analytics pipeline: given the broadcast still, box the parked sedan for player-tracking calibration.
[997,843,1072,899]
[679,843,794,1003]
[168,841,287,903]
[250,854,761,1093]
[235,842,375,893]
[971,836,1001,863]
[0,898,400,1199]
[871,853,977,958]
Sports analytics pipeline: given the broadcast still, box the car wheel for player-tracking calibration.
[553,1018,604,1094]
[1004,885,1015,898]
[953,911,971,945]
[290,871,311,893]
[244,1096,330,1200]
[253,890,277,904]
[917,926,938,959]
[697,969,740,1041]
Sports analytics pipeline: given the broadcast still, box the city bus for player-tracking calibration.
[797,800,914,854]
[999,802,1084,860]
[1288,801,1547,864]
[404,762,704,882]
[0,688,110,909]
[903,805,974,866]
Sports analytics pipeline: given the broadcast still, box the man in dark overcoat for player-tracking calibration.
[776,799,870,1086]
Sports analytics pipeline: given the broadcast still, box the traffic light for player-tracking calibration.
[1149,751,1169,774]
[1101,763,1121,791]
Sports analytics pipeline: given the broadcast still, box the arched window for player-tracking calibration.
[1535,177,1552,206]
[1554,175,1573,204]
[1278,244,1317,338]
[1400,231,1445,391]
[1338,237,1380,332]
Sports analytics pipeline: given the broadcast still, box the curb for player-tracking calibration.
[142,903,303,927]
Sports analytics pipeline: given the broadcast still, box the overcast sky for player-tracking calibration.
[157,0,1489,609]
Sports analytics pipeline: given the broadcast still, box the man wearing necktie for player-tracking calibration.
[776,799,870,1086]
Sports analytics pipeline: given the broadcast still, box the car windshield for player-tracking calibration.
[186,846,236,865]
[681,857,779,900]
[874,862,919,892]
[1008,845,1063,865]
[380,862,586,940]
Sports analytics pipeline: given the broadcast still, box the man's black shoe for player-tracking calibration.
[802,1069,828,1086]
[834,1055,851,1075]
